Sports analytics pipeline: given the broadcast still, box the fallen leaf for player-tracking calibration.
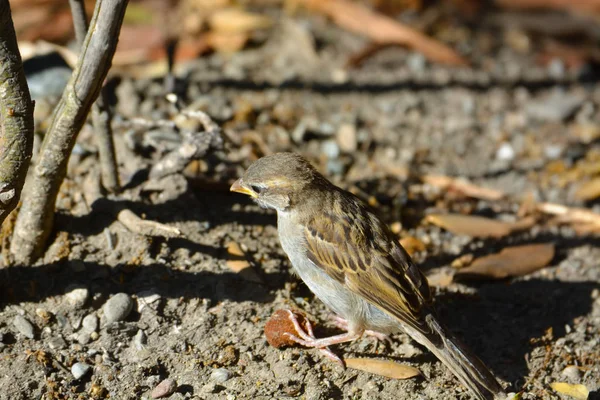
[298,0,466,65]
[425,269,454,288]
[205,31,249,53]
[225,242,263,283]
[209,8,272,34]
[426,214,517,238]
[345,358,421,379]
[226,241,245,257]
[451,253,474,269]
[537,202,600,228]
[399,236,426,256]
[550,382,589,400]
[455,243,555,280]
[422,175,505,201]
[574,178,600,201]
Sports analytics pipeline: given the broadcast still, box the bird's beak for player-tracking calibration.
[230,178,258,198]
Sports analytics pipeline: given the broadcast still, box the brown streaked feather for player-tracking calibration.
[302,191,435,337]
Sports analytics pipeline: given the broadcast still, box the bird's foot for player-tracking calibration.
[330,315,391,344]
[283,310,360,368]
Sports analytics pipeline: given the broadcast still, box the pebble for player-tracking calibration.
[210,368,232,383]
[151,378,177,399]
[76,332,91,345]
[48,336,67,350]
[24,52,72,100]
[103,293,133,324]
[321,140,340,159]
[82,314,98,333]
[64,285,89,309]
[336,123,357,153]
[71,362,91,380]
[526,91,584,122]
[13,315,35,339]
[561,365,581,381]
[496,143,515,161]
[134,329,147,350]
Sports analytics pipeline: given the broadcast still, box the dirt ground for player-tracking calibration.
[1,6,600,400]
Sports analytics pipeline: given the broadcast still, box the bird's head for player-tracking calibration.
[230,153,322,212]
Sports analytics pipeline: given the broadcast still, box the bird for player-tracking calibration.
[230,152,506,400]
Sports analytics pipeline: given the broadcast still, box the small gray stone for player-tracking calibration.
[561,365,581,381]
[82,314,98,333]
[64,285,89,309]
[71,362,91,379]
[103,293,133,324]
[134,329,147,350]
[48,336,67,350]
[321,140,340,159]
[13,315,35,339]
[76,332,91,345]
[151,378,177,399]
[526,91,584,122]
[210,368,231,383]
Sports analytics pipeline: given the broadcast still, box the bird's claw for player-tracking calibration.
[284,310,346,368]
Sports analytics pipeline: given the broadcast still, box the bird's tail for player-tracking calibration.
[406,313,506,400]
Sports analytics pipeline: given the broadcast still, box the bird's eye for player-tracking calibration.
[250,185,264,194]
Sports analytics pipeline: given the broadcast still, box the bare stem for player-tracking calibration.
[0,0,35,226]
[68,0,88,44]
[10,0,128,265]
[70,0,121,193]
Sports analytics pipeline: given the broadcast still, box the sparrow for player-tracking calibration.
[231,152,506,400]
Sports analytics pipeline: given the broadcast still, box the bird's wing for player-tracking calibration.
[303,200,434,336]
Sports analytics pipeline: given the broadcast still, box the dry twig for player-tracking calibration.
[10,0,128,264]
[0,0,35,226]
[117,209,181,238]
[70,0,121,193]
[149,109,223,180]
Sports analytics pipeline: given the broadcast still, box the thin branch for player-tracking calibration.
[10,0,128,265]
[0,0,35,226]
[70,0,121,193]
[68,0,88,44]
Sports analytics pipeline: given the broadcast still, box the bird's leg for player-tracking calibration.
[283,310,360,368]
[330,315,391,343]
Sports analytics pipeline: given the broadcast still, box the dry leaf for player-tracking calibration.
[209,8,272,34]
[399,236,426,256]
[422,175,504,201]
[455,243,555,280]
[574,178,600,201]
[205,31,249,53]
[550,382,589,400]
[225,242,262,283]
[226,241,245,257]
[426,214,513,238]
[537,202,600,228]
[426,269,454,288]
[345,358,420,379]
[298,0,466,65]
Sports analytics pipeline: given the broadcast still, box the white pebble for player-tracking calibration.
[496,143,515,161]
[210,368,231,383]
[71,362,91,379]
[64,285,89,309]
